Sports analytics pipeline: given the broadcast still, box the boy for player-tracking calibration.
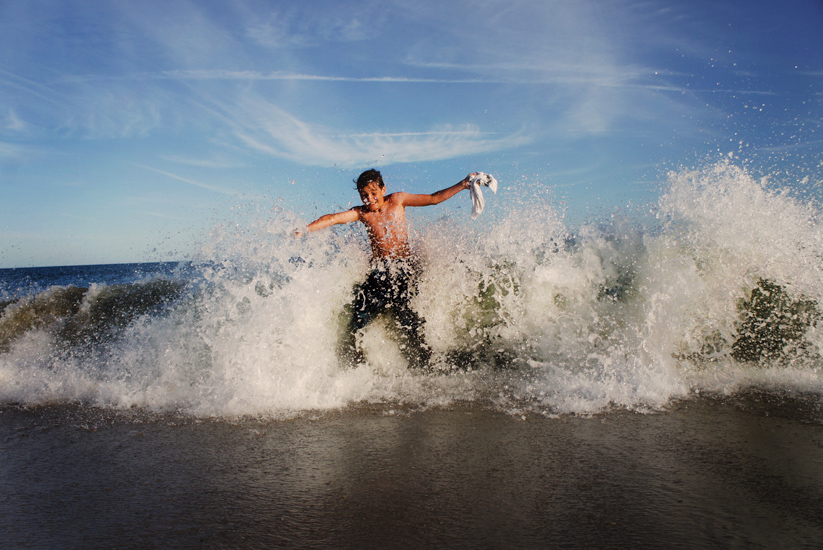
[299,169,476,367]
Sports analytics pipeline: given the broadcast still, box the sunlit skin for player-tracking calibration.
[299,174,476,259]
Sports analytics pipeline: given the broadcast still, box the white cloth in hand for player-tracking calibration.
[468,172,498,219]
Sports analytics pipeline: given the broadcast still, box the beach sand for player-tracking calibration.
[2,395,822,549]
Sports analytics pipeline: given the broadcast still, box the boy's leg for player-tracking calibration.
[394,305,431,367]
[339,327,364,367]
[339,270,388,367]
[391,263,431,368]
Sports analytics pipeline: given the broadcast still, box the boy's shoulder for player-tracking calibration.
[385,191,407,203]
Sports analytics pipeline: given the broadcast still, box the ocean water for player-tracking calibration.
[1,160,823,420]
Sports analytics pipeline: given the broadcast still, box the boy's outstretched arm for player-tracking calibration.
[400,173,476,207]
[295,209,359,236]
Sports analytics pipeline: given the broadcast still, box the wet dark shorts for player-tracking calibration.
[349,258,421,331]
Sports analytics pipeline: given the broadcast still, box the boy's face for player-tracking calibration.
[358,181,386,211]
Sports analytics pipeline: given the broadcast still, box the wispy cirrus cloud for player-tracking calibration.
[0,141,40,164]
[2,109,27,132]
[59,69,498,85]
[0,68,64,108]
[230,99,530,167]
[134,164,239,195]
[160,154,246,169]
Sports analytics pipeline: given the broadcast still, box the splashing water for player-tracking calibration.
[1,161,822,417]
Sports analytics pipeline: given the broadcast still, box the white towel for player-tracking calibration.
[468,172,498,219]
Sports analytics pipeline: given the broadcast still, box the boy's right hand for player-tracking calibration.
[463,172,478,189]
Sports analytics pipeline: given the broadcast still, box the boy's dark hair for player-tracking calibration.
[355,169,384,190]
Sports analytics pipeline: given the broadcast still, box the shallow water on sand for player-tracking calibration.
[2,395,822,549]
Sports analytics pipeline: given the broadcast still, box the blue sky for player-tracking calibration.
[1,0,821,268]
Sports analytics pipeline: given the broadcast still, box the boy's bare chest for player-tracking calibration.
[360,206,406,232]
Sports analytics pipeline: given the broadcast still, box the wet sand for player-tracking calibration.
[2,396,823,549]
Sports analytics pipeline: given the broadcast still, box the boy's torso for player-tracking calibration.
[356,193,411,259]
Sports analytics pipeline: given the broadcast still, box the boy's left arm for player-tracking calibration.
[294,208,359,237]
[401,173,476,207]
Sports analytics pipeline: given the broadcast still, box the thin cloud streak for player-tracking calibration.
[59,69,499,84]
[134,164,239,196]
[63,68,718,91]
[160,154,246,169]
[164,70,494,84]
[0,68,64,108]
[0,141,39,163]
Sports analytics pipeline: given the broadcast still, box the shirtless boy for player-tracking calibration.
[299,169,475,367]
